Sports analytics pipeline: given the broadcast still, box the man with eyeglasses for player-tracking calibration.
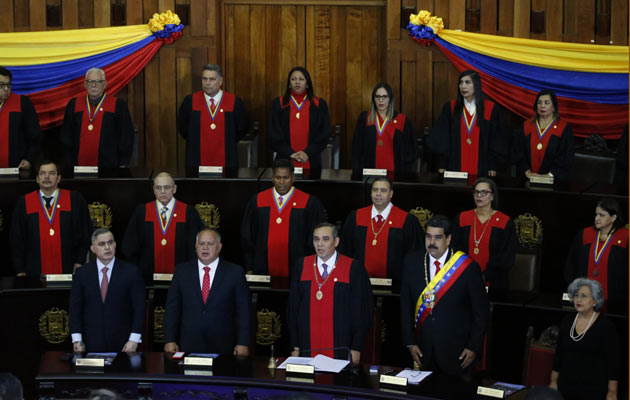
[122,172,203,281]
[178,63,249,173]
[0,66,42,170]
[60,68,134,168]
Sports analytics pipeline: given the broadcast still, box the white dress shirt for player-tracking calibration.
[198,257,219,291]
[464,99,476,115]
[428,250,449,280]
[204,90,223,107]
[371,202,393,221]
[317,251,338,277]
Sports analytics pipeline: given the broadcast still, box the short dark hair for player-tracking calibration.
[370,176,393,191]
[0,373,23,400]
[202,63,223,78]
[314,222,338,239]
[426,215,452,236]
[272,158,294,175]
[0,66,12,81]
[533,89,559,120]
[37,160,60,174]
[596,198,625,231]
[88,388,121,400]
[473,177,499,209]
[91,228,114,243]
[282,66,314,106]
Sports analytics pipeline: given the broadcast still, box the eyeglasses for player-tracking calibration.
[85,80,105,85]
[155,185,173,192]
[472,190,493,197]
[0,83,11,90]
[374,95,389,100]
[573,293,591,300]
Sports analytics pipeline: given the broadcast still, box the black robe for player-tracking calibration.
[288,254,373,360]
[241,188,325,275]
[177,91,249,170]
[268,96,330,169]
[60,95,134,168]
[351,111,417,174]
[427,100,507,176]
[0,93,41,167]
[122,200,204,281]
[10,189,92,277]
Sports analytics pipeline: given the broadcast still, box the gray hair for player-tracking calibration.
[567,278,605,311]
[91,228,114,243]
[202,63,222,78]
[153,171,175,186]
[314,222,338,239]
[196,228,221,243]
[85,67,106,80]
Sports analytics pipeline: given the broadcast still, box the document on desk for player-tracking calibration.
[278,355,350,373]
[395,369,432,384]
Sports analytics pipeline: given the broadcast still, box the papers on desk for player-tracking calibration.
[395,369,432,385]
[278,355,350,373]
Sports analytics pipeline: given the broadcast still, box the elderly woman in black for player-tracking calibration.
[550,278,619,400]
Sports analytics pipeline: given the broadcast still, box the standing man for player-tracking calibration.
[60,68,134,168]
[69,228,145,353]
[400,215,488,375]
[178,64,249,171]
[122,172,204,281]
[241,158,325,276]
[164,228,250,355]
[340,177,423,280]
[0,66,41,169]
[11,161,92,277]
[289,223,373,363]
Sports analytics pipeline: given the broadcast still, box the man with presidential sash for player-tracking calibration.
[60,68,134,168]
[177,63,249,173]
[400,215,488,375]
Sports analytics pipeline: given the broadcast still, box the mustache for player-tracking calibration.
[428,245,438,249]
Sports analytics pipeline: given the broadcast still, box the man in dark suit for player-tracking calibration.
[69,228,145,352]
[164,228,251,355]
[400,215,488,376]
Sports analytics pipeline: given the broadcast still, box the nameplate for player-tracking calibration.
[529,175,554,188]
[562,292,571,302]
[286,376,314,383]
[0,168,19,178]
[443,170,468,184]
[286,363,314,375]
[363,168,387,177]
[184,356,213,367]
[76,358,104,367]
[199,166,223,178]
[46,274,73,282]
[246,274,271,283]
[153,273,173,282]
[477,386,505,398]
[379,374,407,387]
[74,166,98,177]
[294,167,303,178]
[370,278,392,287]
[184,369,213,376]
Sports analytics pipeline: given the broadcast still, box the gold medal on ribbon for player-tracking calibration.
[210,123,216,130]
[49,228,55,236]
[377,140,383,146]
[536,143,543,151]
[276,217,282,224]
[88,124,94,131]
[466,138,472,145]
[372,239,377,246]
[161,238,167,246]
[316,290,323,300]
[295,112,300,119]
[473,247,479,255]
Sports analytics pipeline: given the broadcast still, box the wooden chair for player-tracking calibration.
[510,213,543,292]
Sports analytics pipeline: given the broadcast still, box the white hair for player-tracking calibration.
[85,68,106,80]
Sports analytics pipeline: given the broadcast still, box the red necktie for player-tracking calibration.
[278,196,284,206]
[434,260,441,277]
[210,98,216,112]
[201,266,210,304]
[374,215,384,231]
[101,267,109,303]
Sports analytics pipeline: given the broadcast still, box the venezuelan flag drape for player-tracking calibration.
[0,11,183,130]
[407,11,629,139]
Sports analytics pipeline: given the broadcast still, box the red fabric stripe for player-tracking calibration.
[75,95,117,166]
[459,107,480,175]
[193,91,235,167]
[288,97,311,170]
[145,201,187,274]
[373,113,399,172]
[584,227,627,299]
[460,210,509,272]
[523,119,567,173]
[0,93,21,167]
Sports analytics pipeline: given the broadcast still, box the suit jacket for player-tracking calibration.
[69,259,145,352]
[164,259,251,354]
[400,248,489,375]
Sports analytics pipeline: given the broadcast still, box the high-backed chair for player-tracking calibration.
[409,206,433,230]
[510,213,543,292]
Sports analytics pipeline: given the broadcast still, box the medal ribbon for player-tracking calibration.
[86,94,107,122]
[536,118,555,141]
[274,187,295,215]
[463,109,477,136]
[376,114,388,138]
[0,100,5,113]
[290,95,306,113]
[39,193,60,226]
[155,199,176,236]
[593,229,614,264]
[414,251,469,328]
[205,92,223,122]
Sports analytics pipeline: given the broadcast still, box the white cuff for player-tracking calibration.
[128,333,142,343]
[71,333,82,343]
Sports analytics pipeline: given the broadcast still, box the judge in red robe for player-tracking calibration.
[512,89,575,182]
[351,82,417,175]
[565,198,629,311]
[122,172,204,281]
[0,66,41,169]
[269,67,330,170]
[289,223,373,363]
[339,177,423,281]
[10,161,92,277]
[60,68,134,168]
[426,70,507,177]
[241,158,325,277]
[178,64,249,173]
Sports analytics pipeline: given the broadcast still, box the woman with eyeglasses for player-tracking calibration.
[426,69,507,177]
[512,89,575,181]
[565,198,628,311]
[269,66,330,170]
[351,82,417,175]
[550,278,619,400]
[451,177,517,289]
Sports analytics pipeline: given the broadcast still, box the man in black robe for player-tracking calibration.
[288,222,373,363]
[60,67,134,168]
[241,158,325,277]
[11,160,92,277]
[0,66,41,170]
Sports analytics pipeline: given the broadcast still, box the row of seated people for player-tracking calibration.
[2,65,627,182]
[10,158,629,311]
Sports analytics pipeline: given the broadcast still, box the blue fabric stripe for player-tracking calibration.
[8,36,155,94]
[435,37,628,104]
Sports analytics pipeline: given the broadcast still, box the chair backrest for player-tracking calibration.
[409,207,433,230]
[522,326,556,386]
[572,153,616,184]
[510,213,544,292]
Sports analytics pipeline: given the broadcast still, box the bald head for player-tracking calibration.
[153,172,177,205]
